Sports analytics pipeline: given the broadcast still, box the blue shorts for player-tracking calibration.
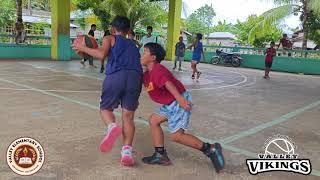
[192,53,201,61]
[155,91,192,133]
[100,70,142,111]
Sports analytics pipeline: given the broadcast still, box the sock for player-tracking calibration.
[155,147,165,155]
[200,142,213,153]
[106,123,117,133]
[122,145,132,151]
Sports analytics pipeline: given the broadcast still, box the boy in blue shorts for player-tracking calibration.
[73,16,143,166]
[140,43,225,173]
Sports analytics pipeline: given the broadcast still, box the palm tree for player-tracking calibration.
[102,0,167,29]
[255,0,320,49]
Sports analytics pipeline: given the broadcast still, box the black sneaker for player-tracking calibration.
[142,151,171,166]
[204,143,225,173]
[191,74,195,79]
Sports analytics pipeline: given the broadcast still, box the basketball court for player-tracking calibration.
[0,60,319,179]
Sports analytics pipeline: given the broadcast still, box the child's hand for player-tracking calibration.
[177,97,192,110]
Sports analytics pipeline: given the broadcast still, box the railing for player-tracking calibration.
[201,45,320,60]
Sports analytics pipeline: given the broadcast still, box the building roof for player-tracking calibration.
[23,15,79,28]
[293,40,317,49]
[207,32,236,39]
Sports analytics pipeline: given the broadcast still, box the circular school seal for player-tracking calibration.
[6,137,45,176]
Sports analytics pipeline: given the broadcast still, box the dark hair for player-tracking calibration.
[147,26,153,31]
[196,33,203,40]
[111,16,130,33]
[91,24,96,28]
[270,41,275,45]
[144,43,166,63]
[104,30,111,37]
[129,29,135,36]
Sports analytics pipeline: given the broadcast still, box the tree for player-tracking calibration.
[306,12,320,45]
[186,4,216,37]
[259,0,320,49]
[103,0,167,29]
[75,0,167,30]
[0,0,15,28]
[234,15,282,47]
[76,0,111,30]
[212,20,236,33]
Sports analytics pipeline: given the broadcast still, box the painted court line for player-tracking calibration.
[0,87,100,93]
[20,62,104,81]
[221,99,320,144]
[0,77,319,177]
[21,62,249,92]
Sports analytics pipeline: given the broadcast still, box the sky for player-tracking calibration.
[183,0,301,31]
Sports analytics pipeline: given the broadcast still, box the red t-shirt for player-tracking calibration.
[143,63,186,105]
[265,48,276,63]
[280,38,292,49]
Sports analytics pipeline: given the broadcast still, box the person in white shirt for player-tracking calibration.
[140,26,161,54]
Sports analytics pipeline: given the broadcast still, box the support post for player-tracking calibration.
[166,0,182,61]
[51,0,71,60]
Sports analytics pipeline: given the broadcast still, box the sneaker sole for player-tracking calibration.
[121,156,134,166]
[99,126,122,152]
[213,143,225,173]
[142,161,172,166]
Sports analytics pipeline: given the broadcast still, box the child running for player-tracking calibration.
[264,41,276,79]
[73,16,143,166]
[173,36,185,71]
[188,33,204,80]
[140,42,225,173]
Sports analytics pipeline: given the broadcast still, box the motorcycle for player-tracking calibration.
[211,49,243,67]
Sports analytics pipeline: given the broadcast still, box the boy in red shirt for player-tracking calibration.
[264,41,276,79]
[140,43,225,173]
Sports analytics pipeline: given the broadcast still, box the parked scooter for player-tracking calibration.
[211,49,243,67]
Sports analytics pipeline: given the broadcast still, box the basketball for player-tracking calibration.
[73,35,98,57]
[264,138,295,155]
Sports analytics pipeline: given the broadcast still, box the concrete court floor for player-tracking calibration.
[0,59,319,180]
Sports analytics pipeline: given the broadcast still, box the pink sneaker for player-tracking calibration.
[99,125,122,152]
[121,146,134,166]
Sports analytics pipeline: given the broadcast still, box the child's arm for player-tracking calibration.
[165,81,192,110]
[73,35,113,61]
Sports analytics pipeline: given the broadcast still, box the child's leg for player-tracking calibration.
[173,56,178,69]
[120,108,136,166]
[149,114,167,147]
[100,109,116,125]
[191,61,197,78]
[195,62,201,79]
[121,108,135,146]
[88,57,96,68]
[99,109,122,153]
[171,129,225,173]
[142,114,171,165]
[178,57,182,70]
[120,70,142,166]
[266,67,270,77]
[170,129,203,150]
